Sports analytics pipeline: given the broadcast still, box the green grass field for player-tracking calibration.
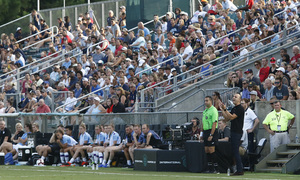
[0,166,299,180]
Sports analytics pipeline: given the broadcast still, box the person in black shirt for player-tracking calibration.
[112,95,125,113]
[11,123,25,145]
[220,94,244,176]
[0,120,11,147]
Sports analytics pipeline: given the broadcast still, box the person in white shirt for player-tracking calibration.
[241,98,260,153]
[0,102,5,113]
[77,33,88,49]
[206,31,216,47]
[182,40,193,62]
[237,40,249,64]
[222,0,238,12]
[191,4,207,23]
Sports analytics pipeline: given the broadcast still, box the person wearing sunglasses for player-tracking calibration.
[273,76,289,100]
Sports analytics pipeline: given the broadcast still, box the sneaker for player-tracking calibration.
[102,164,110,168]
[81,161,89,166]
[64,162,72,167]
[128,164,134,168]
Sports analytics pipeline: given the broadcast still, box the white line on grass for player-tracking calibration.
[1,167,288,180]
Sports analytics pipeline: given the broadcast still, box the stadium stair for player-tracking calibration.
[154,39,300,112]
[255,143,300,174]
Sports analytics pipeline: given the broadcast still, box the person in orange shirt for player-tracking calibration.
[167,32,176,53]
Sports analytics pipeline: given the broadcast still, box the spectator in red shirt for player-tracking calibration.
[114,39,123,57]
[290,45,300,68]
[62,30,72,45]
[36,99,51,113]
[259,58,270,82]
[236,0,253,11]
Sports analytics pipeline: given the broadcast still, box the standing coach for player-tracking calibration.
[219,94,244,176]
[202,96,219,173]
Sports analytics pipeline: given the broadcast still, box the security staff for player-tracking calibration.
[202,96,219,173]
[220,93,244,176]
[263,101,295,153]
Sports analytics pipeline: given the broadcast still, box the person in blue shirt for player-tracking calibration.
[67,123,92,166]
[91,79,104,97]
[1,123,32,160]
[62,55,72,69]
[137,22,150,37]
[139,124,162,149]
[74,83,82,98]
[167,18,179,35]
[55,129,77,165]
[102,125,132,168]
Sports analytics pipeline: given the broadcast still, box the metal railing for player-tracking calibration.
[86,39,110,57]
[138,24,300,111]
[273,4,300,17]
[15,26,58,50]
[128,15,166,33]
[0,50,63,80]
[135,54,183,77]
[54,86,106,113]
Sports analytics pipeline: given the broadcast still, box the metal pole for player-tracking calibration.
[88,0,91,10]
[116,1,119,20]
[63,0,66,18]
[50,10,53,27]
[102,3,105,28]
[37,0,40,12]
[169,0,173,12]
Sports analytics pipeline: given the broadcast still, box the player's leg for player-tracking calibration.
[129,146,135,163]
[123,147,132,166]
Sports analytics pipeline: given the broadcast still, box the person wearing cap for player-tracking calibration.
[244,69,261,88]
[40,89,52,109]
[263,100,295,153]
[275,66,290,86]
[181,39,193,62]
[50,65,61,82]
[201,0,211,12]
[15,27,23,41]
[125,58,134,74]
[92,45,106,64]
[167,18,179,35]
[249,90,260,110]
[273,76,289,100]
[191,4,207,23]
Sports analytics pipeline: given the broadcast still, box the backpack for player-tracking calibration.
[27,154,41,166]
[4,153,14,165]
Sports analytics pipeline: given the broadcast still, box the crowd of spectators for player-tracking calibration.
[0,0,299,116]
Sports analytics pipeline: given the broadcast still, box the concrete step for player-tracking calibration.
[267,159,290,164]
[257,167,282,173]
[277,158,291,160]
[277,150,300,156]
[287,143,300,148]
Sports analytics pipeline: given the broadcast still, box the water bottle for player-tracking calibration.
[168,142,172,150]
[227,168,230,176]
[122,139,126,145]
[296,134,299,143]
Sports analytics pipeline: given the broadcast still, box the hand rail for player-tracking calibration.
[135,54,183,77]
[7,49,82,91]
[138,24,300,108]
[213,25,248,44]
[0,50,63,79]
[155,28,300,96]
[15,26,57,47]
[54,86,106,113]
[0,14,31,29]
[128,15,165,32]
[273,4,300,17]
[22,26,59,50]
[86,39,110,57]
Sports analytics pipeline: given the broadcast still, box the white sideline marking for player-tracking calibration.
[0,167,290,180]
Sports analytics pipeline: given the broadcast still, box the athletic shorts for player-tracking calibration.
[13,144,22,152]
[203,130,218,147]
[49,143,60,153]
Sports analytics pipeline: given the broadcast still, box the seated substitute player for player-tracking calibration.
[67,123,92,166]
[36,125,64,162]
[129,124,144,165]
[102,125,134,168]
[54,129,77,165]
[92,125,107,165]
[99,124,121,168]
[1,123,32,160]
[138,124,162,149]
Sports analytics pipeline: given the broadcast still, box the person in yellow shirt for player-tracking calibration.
[263,101,295,153]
